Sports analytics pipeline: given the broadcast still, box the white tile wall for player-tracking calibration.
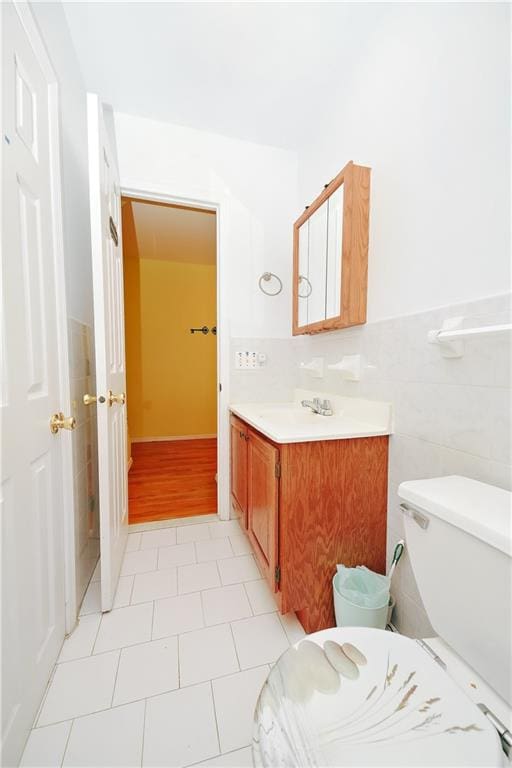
[230,293,512,637]
[230,338,296,403]
[68,319,100,609]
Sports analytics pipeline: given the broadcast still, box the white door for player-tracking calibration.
[1,3,71,764]
[87,94,128,612]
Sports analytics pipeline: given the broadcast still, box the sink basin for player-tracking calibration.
[230,390,392,444]
[255,407,336,426]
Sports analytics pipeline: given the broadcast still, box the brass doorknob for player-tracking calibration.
[107,390,126,407]
[83,394,97,406]
[50,412,76,434]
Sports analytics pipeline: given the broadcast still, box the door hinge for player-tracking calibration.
[219,382,222,392]
[275,462,281,479]
[478,703,512,757]
[274,565,281,585]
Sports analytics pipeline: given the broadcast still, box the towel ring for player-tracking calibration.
[259,271,283,296]
[298,275,312,298]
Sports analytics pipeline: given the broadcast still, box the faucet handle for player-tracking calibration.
[321,399,332,409]
[313,397,321,406]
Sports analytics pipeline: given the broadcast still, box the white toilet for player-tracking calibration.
[253,475,512,767]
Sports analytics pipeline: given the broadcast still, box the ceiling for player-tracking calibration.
[61,1,388,150]
[125,198,216,265]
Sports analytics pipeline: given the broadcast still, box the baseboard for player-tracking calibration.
[131,434,217,443]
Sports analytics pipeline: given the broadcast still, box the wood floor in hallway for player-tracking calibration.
[128,438,217,523]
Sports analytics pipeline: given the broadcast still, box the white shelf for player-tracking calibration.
[428,318,512,358]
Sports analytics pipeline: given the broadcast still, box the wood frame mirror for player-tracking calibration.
[292,161,371,335]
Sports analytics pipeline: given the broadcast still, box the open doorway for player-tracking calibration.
[121,196,218,523]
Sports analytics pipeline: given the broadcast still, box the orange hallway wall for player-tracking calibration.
[122,203,217,440]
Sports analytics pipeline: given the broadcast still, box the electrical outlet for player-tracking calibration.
[235,350,259,370]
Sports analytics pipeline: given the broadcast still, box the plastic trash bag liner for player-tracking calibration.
[335,565,390,608]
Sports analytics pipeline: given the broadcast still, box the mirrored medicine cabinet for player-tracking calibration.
[292,161,371,335]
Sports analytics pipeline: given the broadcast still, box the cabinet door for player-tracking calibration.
[247,430,279,592]
[230,416,248,526]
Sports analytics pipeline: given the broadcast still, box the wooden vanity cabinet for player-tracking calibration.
[230,413,389,633]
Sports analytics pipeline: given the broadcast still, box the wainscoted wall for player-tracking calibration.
[68,320,100,607]
[230,339,295,405]
[230,292,511,637]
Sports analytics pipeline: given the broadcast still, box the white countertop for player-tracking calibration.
[229,389,392,444]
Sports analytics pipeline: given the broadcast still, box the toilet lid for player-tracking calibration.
[253,627,505,767]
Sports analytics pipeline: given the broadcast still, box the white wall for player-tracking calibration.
[298,2,510,322]
[114,112,298,339]
[114,112,298,516]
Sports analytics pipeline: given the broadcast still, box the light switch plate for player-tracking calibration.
[235,350,260,370]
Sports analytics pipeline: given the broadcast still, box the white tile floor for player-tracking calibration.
[21,517,306,767]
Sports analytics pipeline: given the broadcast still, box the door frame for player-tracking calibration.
[120,185,229,520]
[11,1,77,634]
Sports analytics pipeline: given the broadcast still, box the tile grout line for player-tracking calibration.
[32,656,277,731]
[89,608,104,657]
[177,627,181,688]
[186,744,253,768]
[197,586,207,643]
[110,649,122,707]
[127,512,220,534]
[140,698,147,768]
[59,718,75,767]
[33,661,58,728]
[131,532,250,573]
[228,621,242,674]
[128,573,136,605]
[209,679,223,759]
[241,581,255,617]
[213,558,223,590]
[150,600,155,643]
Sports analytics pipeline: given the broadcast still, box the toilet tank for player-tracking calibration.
[398,475,512,705]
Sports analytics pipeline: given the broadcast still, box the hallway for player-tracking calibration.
[128,439,218,523]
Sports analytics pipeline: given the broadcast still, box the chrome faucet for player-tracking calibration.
[301,397,333,416]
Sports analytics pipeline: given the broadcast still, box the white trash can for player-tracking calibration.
[332,570,389,630]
